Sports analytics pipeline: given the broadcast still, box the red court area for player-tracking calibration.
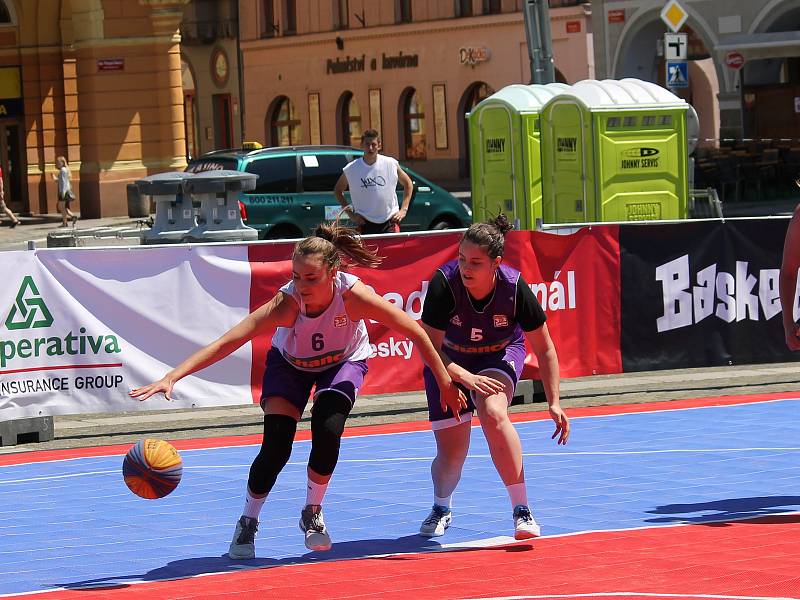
[17,515,799,599]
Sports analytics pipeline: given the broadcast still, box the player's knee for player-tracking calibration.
[308,392,352,476]
[478,401,508,430]
[248,413,298,495]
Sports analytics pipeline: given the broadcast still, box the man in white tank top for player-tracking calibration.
[335,129,414,234]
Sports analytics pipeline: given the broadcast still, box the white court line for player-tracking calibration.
[2,446,800,485]
[464,594,800,600]
[2,397,798,469]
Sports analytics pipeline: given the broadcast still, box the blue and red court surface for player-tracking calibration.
[1,393,798,599]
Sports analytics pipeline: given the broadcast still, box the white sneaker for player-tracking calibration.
[513,505,541,540]
[228,516,258,559]
[299,504,332,551]
[419,505,452,537]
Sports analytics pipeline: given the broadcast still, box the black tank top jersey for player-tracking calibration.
[421,261,547,333]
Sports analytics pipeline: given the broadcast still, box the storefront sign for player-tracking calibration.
[326,55,365,74]
[382,51,418,70]
[369,89,382,133]
[566,21,581,33]
[97,59,124,72]
[432,84,448,149]
[459,46,491,66]
[0,98,23,118]
[608,9,625,23]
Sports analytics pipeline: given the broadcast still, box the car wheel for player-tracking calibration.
[265,225,303,240]
[430,217,460,230]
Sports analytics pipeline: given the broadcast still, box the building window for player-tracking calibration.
[463,82,494,113]
[334,0,348,29]
[270,96,302,146]
[0,1,10,23]
[261,0,276,38]
[338,92,362,147]
[401,88,426,160]
[455,0,473,17]
[212,94,233,150]
[396,0,412,23]
[283,0,297,35]
[483,0,502,14]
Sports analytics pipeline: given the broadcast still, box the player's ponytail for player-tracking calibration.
[461,213,514,259]
[295,223,382,269]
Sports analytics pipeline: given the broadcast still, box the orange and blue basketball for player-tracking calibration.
[122,439,183,499]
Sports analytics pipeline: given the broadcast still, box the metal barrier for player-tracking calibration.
[688,187,724,219]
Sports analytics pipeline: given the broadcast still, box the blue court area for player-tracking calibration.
[1,399,799,596]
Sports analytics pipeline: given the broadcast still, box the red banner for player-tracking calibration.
[248,227,621,401]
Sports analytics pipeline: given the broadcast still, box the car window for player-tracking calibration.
[245,156,297,194]
[300,154,350,192]
[186,158,238,172]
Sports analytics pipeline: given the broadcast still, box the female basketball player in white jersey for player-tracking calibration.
[130,223,467,559]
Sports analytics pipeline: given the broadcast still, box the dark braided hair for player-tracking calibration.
[460,214,514,260]
[294,223,382,269]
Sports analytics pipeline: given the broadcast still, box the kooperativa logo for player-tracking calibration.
[5,276,53,330]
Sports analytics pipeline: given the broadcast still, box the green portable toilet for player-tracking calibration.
[467,83,570,229]
[540,78,690,224]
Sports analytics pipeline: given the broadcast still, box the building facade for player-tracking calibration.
[0,0,245,219]
[238,0,594,181]
[591,0,800,142]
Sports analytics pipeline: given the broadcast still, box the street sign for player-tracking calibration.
[660,0,688,33]
[666,61,689,88]
[664,33,688,60]
[725,51,745,70]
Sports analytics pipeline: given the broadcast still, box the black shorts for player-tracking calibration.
[359,219,400,235]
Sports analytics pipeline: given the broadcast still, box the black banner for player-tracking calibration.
[620,218,800,371]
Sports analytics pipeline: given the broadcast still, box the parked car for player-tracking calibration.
[185,145,472,239]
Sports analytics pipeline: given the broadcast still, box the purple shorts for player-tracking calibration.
[423,342,525,429]
[261,347,369,412]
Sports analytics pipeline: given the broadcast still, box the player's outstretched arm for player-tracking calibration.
[780,204,800,350]
[527,323,569,445]
[129,292,298,402]
[345,281,467,418]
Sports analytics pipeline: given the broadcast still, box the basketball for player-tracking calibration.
[122,439,183,499]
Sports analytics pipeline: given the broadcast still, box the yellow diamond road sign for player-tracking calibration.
[661,0,688,33]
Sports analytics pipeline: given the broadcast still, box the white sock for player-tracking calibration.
[242,489,267,519]
[506,482,528,509]
[434,494,452,510]
[306,478,329,506]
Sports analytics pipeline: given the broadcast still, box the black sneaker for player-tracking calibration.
[228,516,258,559]
[299,504,332,551]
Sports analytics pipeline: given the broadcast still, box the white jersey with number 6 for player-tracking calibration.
[271,271,371,372]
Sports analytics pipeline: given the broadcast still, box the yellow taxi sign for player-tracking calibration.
[242,141,263,150]
[660,0,688,33]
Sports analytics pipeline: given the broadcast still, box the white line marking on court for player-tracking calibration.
[463,594,800,600]
[3,445,800,485]
[2,397,798,468]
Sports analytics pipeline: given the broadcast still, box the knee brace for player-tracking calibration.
[247,413,298,495]
[308,392,352,477]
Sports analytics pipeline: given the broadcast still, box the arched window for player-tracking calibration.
[0,2,11,24]
[458,82,495,177]
[401,88,426,160]
[338,91,362,147]
[269,96,302,146]
[181,58,200,159]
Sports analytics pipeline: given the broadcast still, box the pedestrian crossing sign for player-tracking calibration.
[666,61,689,89]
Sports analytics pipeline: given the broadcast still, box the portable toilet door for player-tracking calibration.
[468,83,569,229]
[541,97,593,224]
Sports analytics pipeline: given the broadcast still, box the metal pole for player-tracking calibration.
[523,0,556,84]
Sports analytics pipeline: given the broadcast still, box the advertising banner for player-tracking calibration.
[249,227,622,398]
[0,246,253,419]
[619,219,800,371]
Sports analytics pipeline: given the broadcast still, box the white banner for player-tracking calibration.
[0,245,253,420]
